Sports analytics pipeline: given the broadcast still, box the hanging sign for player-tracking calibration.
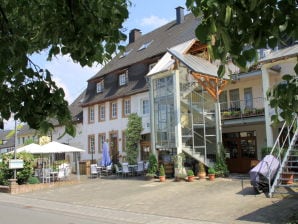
[9,159,24,169]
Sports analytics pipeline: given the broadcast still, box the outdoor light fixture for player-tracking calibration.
[1,139,7,145]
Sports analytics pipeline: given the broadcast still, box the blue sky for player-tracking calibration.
[41,0,188,103]
[4,0,188,129]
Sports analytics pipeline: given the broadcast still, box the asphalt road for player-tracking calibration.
[0,175,297,224]
[0,202,125,224]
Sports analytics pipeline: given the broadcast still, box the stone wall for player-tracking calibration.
[0,179,80,194]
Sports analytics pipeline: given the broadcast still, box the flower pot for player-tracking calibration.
[208,174,215,181]
[282,173,294,184]
[188,176,195,182]
[159,176,166,182]
[197,171,206,179]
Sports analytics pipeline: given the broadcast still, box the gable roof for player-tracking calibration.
[89,13,200,80]
[259,44,298,64]
[68,90,85,123]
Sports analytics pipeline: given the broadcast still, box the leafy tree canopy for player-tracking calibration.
[186,0,298,123]
[0,0,130,136]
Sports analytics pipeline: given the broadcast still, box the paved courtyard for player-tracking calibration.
[1,175,297,223]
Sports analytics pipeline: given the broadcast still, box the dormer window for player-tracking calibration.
[149,62,157,71]
[119,71,128,86]
[119,49,133,58]
[138,40,153,51]
[96,80,104,93]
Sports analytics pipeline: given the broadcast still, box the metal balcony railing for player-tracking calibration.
[220,97,265,120]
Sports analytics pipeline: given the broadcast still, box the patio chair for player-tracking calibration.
[57,167,65,181]
[136,161,144,175]
[114,164,122,176]
[90,164,99,178]
[102,163,113,176]
[41,168,51,183]
[144,161,149,174]
[121,163,131,177]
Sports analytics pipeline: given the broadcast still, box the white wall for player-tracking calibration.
[82,91,150,162]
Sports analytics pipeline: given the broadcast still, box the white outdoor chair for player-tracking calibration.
[41,168,51,183]
[102,163,113,176]
[57,167,65,181]
[136,161,144,175]
[121,163,131,177]
[114,164,122,176]
[90,164,99,178]
[144,161,149,173]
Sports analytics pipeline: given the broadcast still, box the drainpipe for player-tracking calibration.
[215,84,222,155]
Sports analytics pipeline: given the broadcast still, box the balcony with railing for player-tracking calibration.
[220,97,265,120]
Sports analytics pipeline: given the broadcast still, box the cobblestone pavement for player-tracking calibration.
[1,175,297,224]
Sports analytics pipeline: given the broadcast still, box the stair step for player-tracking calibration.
[279,177,298,181]
[281,171,298,175]
[273,191,298,195]
[283,166,298,169]
[194,146,205,149]
[276,184,298,187]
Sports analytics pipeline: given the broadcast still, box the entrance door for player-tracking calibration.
[223,131,258,173]
[109,132,118,164]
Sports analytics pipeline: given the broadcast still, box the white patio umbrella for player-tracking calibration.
[41,141,84,153]
[41,141,84,180]
[15,143,43,154]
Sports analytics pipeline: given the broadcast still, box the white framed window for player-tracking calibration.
[219,90,228,110]
[149,62,156,71]
[244,87,253,109]
[123,98,131,117]
[142,99,150,115]
[110,101,117,119]
[98,133,106,153]
[138,40,153,51]
[119,72,128,86]
[88,106,95,123]
[119,49,133,58]
[229,88,240,109]
[98,104,105,121]
[96,80,104,93]
[88,135,95,154]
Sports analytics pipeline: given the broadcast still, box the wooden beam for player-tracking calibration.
[191,72,228,100]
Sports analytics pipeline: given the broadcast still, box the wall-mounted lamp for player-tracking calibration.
[0,139,7,145]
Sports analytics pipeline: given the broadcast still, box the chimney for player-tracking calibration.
[129,29,142,44]
[175,6,184,24]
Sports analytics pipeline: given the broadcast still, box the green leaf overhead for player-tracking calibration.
[186,0,298,123]
[0,0,130,136]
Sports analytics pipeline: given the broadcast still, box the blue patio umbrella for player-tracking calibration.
[101,142,111,167]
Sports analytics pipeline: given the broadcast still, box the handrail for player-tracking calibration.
[269,114,297,160]
[268,114,298,197]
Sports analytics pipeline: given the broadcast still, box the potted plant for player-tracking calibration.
[197,162,206,179]
[208,167,216,181]
[187,169,195,182]
[159,164,166,182]
[145,153,158,180]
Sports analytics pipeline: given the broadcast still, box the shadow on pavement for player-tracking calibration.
[236,186,259,196]
[237,196,298,224]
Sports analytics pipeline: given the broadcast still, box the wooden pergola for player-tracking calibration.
[191,72,228,100]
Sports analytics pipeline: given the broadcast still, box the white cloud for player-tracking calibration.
[140,15,169,29]
[44,54,101,103]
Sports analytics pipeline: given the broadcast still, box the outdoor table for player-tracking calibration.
[50,171,58,182]
[128,164,138,176]
[96,166,103,177]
